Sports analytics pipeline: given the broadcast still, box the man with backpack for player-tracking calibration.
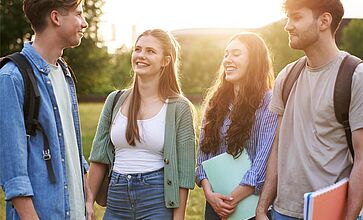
[256,0,363,219]
[0,0,91,219]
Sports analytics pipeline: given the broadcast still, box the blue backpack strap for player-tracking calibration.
[0,52,56,183]
[334,54,363,160]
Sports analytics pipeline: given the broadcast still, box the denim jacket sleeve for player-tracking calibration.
[0,66,34,200]
[89,91,119,164]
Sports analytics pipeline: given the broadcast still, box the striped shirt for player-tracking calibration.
[195,91,278,193]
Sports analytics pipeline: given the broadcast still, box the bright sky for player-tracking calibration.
[98,0,363,51]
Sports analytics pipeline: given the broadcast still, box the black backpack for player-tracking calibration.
[282,54,363,160]
[0,52,76,183]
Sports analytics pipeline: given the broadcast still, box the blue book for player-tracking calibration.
[202,151,259,220]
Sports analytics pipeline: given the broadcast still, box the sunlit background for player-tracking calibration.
[99,0,363,51]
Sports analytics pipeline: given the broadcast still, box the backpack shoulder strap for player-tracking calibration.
[282,57,307,106]
[1,52,40,136]
[111,90,124,117]
[57,58,77,83]
[334,54,363,159]
[1,52,56,183]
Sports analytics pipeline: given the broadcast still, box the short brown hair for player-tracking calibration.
[23,0,82,32]
[283,0,344,35]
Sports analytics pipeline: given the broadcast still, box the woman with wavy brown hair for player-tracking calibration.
[195,32,278,220]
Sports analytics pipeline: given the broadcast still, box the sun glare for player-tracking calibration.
[99,0,363,51]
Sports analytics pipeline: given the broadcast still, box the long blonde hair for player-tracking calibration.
[126,29,182,146]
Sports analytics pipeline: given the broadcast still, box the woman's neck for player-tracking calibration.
[137,76,160,102]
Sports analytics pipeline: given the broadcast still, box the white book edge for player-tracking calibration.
[303,177,349,220]
[311,177,349,197]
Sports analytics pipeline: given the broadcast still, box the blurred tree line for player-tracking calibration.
[1,0,362,97]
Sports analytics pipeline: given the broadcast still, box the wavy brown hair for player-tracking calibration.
[200,32,274,158]
[126,29,182,146]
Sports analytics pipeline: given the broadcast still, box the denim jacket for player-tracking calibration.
[0,43,89,220]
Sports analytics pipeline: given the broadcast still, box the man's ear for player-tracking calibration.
[319,12,332,32]
[162,55,171,67]
[50,10,61,27]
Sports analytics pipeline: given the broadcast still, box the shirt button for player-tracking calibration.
[58,133,62,137]
[167,179,172,185]
[127,175,131,179]
[164,158,170,164]
[47,81,51,84]
[66,211,70,216]
[61,158,65,162]
[64,185,68,189]
[168,201,175,206]
[53,106,57,110]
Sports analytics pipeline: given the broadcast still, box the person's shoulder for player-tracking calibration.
[168,95,193,107]
[168,95,195,117]
[279,57,305,78]
[263,90,273,103]
[0,60,23,81]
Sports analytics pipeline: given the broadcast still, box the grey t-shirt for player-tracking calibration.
[269,51,363,218]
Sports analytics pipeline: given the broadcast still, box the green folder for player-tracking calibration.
[202,151,259,220]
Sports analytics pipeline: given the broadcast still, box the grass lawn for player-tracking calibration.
[0,102,205,219]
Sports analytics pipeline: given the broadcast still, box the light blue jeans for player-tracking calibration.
[103,169,172,220]
[272,208,363,220]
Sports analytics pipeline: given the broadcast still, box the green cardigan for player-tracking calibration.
[89,90,196,208]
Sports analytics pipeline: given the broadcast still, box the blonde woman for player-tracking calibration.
[86,29,196,220]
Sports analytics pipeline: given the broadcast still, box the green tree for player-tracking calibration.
[0,0,32,56]
[258,20,303,75]
[341,19,363,58]
[179,38,224,94]
[63,38,111,95]
[108,46,133,90]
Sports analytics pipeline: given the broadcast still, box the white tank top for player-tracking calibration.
[110,103,167,174]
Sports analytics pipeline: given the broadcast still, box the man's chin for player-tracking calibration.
[289,42,304,50]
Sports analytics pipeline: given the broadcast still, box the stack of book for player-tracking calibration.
[304,177,349,220]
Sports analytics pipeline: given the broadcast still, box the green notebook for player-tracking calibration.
[202,151,259,220]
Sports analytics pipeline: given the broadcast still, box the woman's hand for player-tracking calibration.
[205,191,235,218]
[85,200,96,220]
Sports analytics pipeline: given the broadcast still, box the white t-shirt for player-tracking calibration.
[110,102,167,174]
[48,64,85,220]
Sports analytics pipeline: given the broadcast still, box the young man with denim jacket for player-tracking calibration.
[0,0,91,219]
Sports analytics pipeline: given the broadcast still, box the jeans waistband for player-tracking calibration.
[111,168,164,180]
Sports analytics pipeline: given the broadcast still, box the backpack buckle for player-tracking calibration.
[43,149,51,161]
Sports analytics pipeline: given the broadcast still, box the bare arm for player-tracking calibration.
[85,162,108,220]
[345,128,363,220]
[84,173,96,220]
[255,116,281,220]
[172,188,189,220]
[228,185,255,207]
[12,197,39,220]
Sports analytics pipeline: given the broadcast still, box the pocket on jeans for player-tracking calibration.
[143,173,164,186]
[109,175,118,186]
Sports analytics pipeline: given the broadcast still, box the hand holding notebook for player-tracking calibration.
[202,151,259,220]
